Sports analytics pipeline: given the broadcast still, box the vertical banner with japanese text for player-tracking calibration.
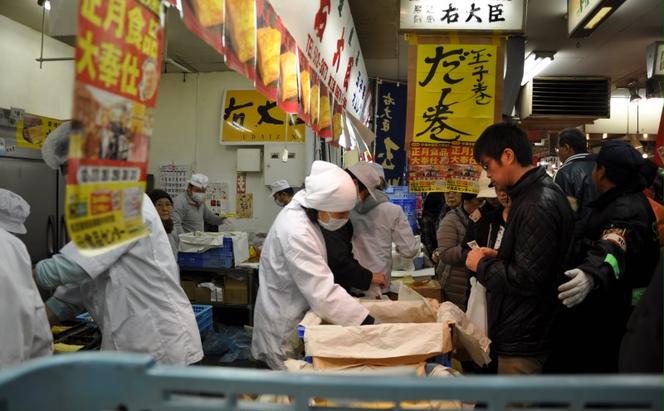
[374,80,407,186]
[67,0,164,253]
[407,38,503,193]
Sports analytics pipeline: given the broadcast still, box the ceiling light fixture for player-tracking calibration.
[583,6,612,29]
[628,80,642,103]
[602,133,607,139]
[521,51,556,86]
[568,0,626,38]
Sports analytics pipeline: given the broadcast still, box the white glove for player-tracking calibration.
[558,268,594,308]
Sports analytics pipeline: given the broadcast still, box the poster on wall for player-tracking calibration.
[413,43,497,144]
[181,0,225,54]
[220,89,305,144]
[236,193,253,218]
[224,0,256,81]
[206,182,230,215]
[15,114,64,150]
[159,164,189,199]
[408,142,481,193]
[374,80,407,186]
[255,0,281,101]
[66,0,164,253]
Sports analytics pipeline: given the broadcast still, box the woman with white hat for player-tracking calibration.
[0,189,53,369]
[252,161,374,369]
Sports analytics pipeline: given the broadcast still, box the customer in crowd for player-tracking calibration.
[252,161,375,370]
[432,192,483,310]
[550,140,660,373]
[270,180,295,207]
[0,189,52,369]
[173,173,229,233]
[466,123,574,375]
[148,189,179,258]
[419,192,444,260]
[553,128,598,257]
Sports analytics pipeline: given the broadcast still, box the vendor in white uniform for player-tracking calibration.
[252,161,375,369]
[0,189,53,369]
[33,123,203,365]
[173,173,230,233]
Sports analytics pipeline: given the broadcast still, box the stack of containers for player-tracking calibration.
[385,186,418,233]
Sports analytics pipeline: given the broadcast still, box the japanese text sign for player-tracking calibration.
[67,0,164,253]
[221,89,305,144]
[408,142,481,193]
[414,43,497,144]
[375,80,408,186]
[400,0,526,33]
[269,0,370,122]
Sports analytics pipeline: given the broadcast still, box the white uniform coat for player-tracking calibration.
[351,193,420,281]
[173,192,226,233]
[58,194,203,365]
[0,228,52,369]
[251,191,370,369]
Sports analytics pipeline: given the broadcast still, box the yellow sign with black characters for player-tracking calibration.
[221,90,306,144]
[413,44,497,144]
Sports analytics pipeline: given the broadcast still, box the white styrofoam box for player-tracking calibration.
[236,148,262,172]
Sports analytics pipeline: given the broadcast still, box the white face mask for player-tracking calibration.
[318,216,348,231]
[191,192,206,204]
[274,197,284,207]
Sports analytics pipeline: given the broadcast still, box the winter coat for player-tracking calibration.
[435,207,471,310]
[476,167,574,357]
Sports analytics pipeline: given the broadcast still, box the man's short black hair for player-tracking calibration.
[276,187,295,197]
[473,123,533,167]
[558,128,588,154]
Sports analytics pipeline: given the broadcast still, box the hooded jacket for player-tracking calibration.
[476,167,574,356]
[350,191,419,283]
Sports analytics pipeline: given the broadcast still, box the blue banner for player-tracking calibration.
[374,80,407,186]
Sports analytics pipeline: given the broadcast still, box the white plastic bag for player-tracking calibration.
[465,277,488,337]
[178,232,226,252]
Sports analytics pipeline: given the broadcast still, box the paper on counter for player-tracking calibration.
[391,267,435,278]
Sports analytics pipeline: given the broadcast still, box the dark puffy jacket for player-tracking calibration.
[547,184,660,373]
[476,167,574,356]
[553,153,599,255]
[321,221,372,293]
[436,207,470,310]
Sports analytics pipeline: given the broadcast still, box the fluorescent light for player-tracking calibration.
[44,0,51,10]
[584,7,612,30]
[643,133,649,138]
[586,133,590,140]
[602,133,607,139]
[521,52,555,86]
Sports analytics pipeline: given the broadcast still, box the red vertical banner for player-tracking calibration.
[277,24,299,114]
[67,0,165,253]
[297,48,311,124]
[318,85,332,140]
[255,0,280,100]
[656,111,663,168]
[331,100,344,147]
[181,0,224,54]
[224,0,256,81]
[310,73,320,134]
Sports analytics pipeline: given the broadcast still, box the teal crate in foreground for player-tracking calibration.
[192,304,213,333]
[0,353,660,411]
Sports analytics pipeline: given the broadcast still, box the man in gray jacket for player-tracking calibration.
[173,174,229,233]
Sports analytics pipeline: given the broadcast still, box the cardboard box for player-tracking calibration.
[410,280,441,302]
[224,277,248,305]
[181,280,197,301]
[194,286,211,303]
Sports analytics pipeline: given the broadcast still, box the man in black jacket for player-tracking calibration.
[551,140,660,373]
[553,128,599,258]
[466,123,574,375]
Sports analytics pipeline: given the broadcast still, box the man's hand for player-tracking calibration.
[371,272,387,288]
[431,249,441,263]
[465,247,497,272]
[558,268,594,307]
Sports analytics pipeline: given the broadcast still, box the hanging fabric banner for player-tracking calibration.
[67,0,164,253]
[374,80,407,186]
[181,0,225,54]
[255,0,281,100]
[220,89,305,143]
[297,47,312,124]
[224,0,257,81]
[277,26,300,114]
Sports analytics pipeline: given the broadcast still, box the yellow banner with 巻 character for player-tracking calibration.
[220,90,305,144]
[413,43,497,144]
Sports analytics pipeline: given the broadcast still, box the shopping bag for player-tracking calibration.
[465,277,488,337]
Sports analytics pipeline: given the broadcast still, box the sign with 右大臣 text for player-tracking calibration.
[400,0,526,33]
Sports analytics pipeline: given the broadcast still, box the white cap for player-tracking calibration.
[0,189,30,234]
[189,173,209,189]
[41,121,71,170]
[368,162,385,180]
[302,161,357,212]
[270,179,291,195]
[348,161,380,200]
[476,170,496,198]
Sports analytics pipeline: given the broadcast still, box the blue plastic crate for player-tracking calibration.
[192,304,213,333]
[178,238,234,269]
